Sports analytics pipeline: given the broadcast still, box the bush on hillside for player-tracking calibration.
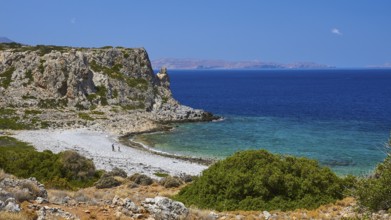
[94,173,121,189]
[159,176,183,188]
[109,167,127,178]
[0,136,101,190]
[128,173,153,186]
[356,153,391,211]
[175,150,352,211]
[59,150,97,181]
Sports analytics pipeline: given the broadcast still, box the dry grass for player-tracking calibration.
[48,189,72,204]
[0,169,6,181]
[0,211,31,220]
[21,181,40,195]
[13,190,34,203]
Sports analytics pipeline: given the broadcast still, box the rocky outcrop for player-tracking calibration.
[142,196,189,220]
[0,44,216,133]
[0,176,47,213]
[0,45,170,111]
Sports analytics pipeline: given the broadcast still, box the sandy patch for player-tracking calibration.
[13,128,207,178]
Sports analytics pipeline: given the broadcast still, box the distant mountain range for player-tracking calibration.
[152,58,334,70]
[0,37,14,43]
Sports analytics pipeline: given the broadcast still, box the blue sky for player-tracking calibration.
[1,0,391,67]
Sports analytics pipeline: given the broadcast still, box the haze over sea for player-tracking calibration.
[136,69,391,176]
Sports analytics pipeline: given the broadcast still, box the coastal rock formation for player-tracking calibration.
[0,44,215,134]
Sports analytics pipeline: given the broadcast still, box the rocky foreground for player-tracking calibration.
[2,170,390,220]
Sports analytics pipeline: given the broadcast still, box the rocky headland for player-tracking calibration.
[0,43,216,135]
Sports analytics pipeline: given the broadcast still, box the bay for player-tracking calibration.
[137,69,391,175]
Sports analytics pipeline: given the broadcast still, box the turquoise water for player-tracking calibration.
[137,69,391,176]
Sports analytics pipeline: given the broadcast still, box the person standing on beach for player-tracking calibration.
[118,146,120,152]
[112,143,115,151]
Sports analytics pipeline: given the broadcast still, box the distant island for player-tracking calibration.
[0,36,14,43]
[152,58,334,70]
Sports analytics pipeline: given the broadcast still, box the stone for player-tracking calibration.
[123,198,139,213]
[0,200,5,210]
[112,195,122,206]
[235,215,244,220]
[4,201,20,212]
[207,211,219,220]
[263,211,271,220]
[36,205,79,220]
[134,213,144,219]
[142,196,188,220]
[36,196,48,204]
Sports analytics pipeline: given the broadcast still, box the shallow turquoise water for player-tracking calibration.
[136,115,388,176]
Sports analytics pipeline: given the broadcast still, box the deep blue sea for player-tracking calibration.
[136,69,391,176]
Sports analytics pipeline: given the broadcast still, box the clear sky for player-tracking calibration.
[1,0,391,67]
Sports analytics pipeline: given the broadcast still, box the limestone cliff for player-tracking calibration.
[0,43,215,133]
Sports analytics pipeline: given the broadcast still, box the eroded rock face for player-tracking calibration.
[0,45,217,132]
[0,47,164,110]
[142,196,189,220]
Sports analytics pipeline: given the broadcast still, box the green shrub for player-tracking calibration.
[0,66,15,89]
[38,98,68,109]
[25,70,34,84]
[38,59,45,74]
[0,137,101,190]
[59,150,96,181]
[22,95,37,100]
[175,150,349,211]
[159,176,183,188]
[89,60,149,90]
[90,111,105,115]
[94,173,121,189]
[121,103,146,111]
[129,173,153,186]
[78,112,94,121]
[112,89,119,98]
[24,109,42,115]
[95,86,108,105]
[356,153,391,211]
[154,172,169,178]
[0,117,31,130]
[109,167,127,178]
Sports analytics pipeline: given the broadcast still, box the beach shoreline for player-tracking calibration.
[12,127,209,178]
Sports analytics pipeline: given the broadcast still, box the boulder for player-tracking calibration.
[142,196,188,220]
[123,198,139,213]
[4,200,20,212]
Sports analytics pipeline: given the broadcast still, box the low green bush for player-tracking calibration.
[159,176,183,188]
[129,173,153,186]
[0,136,101,190]
[0,66,15,89]
[175,150,351,211]
[356,153,391,211]
[94,173,121,189]
[78,112,94,121]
